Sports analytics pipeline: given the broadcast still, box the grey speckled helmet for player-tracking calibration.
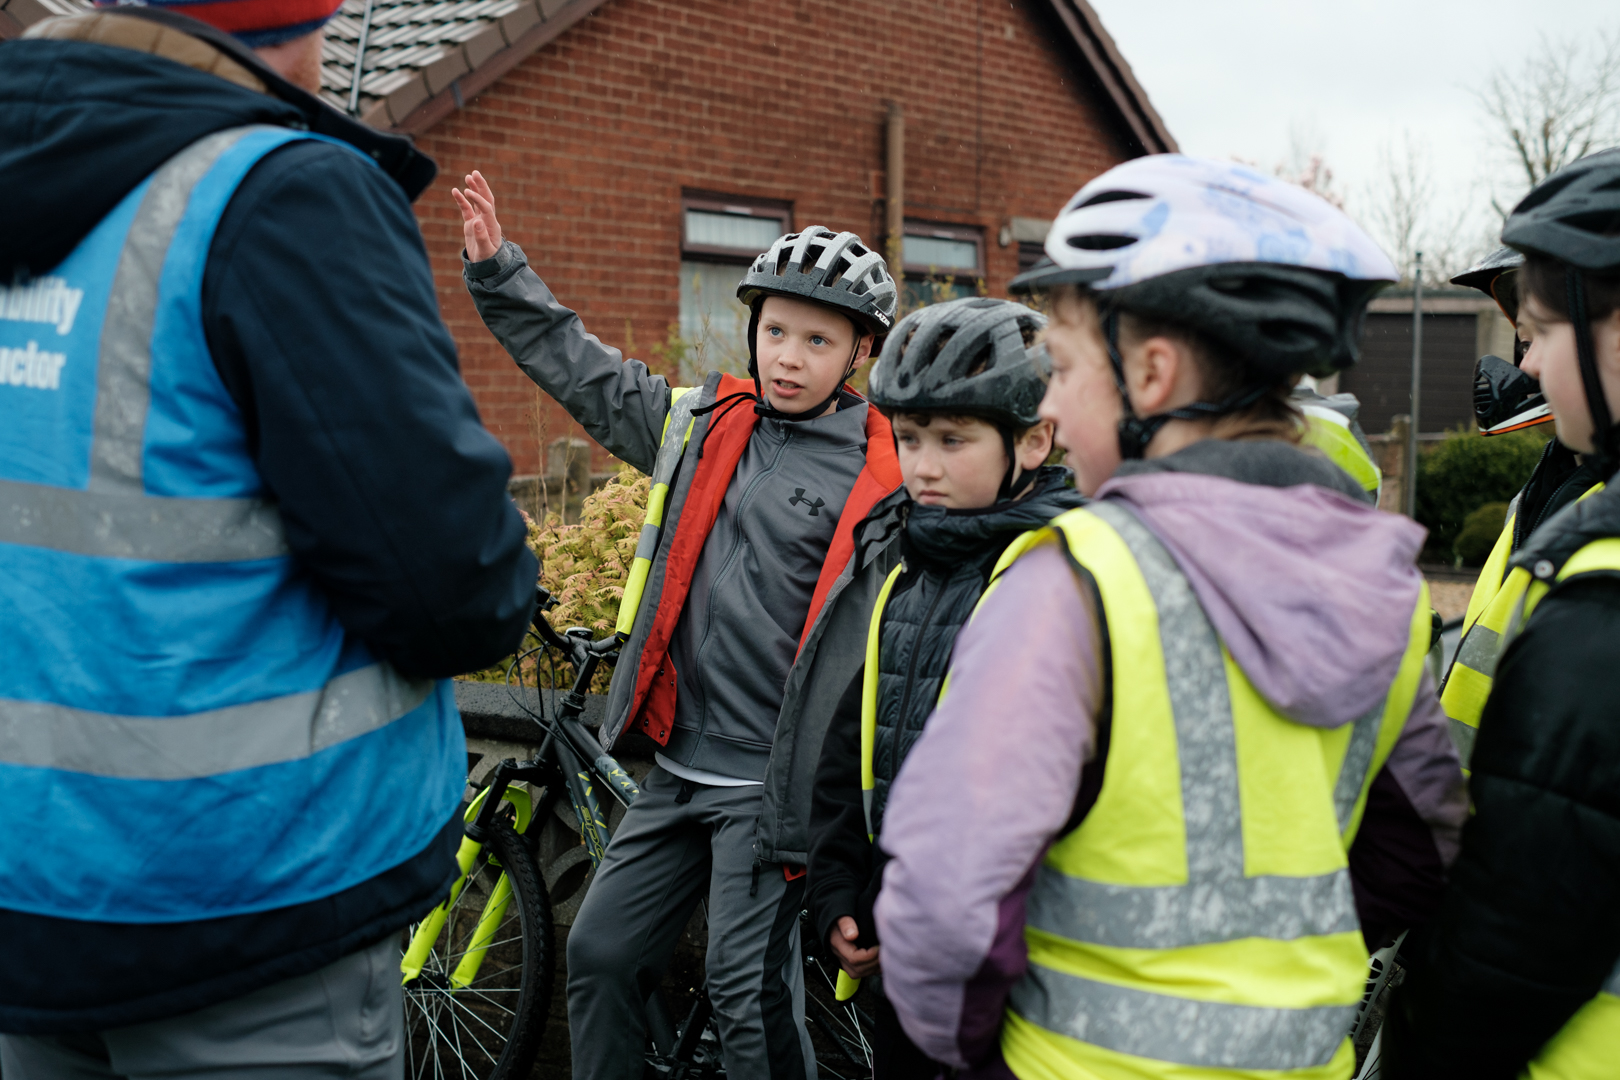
[736,226,898,336]
[867,297,1049,429]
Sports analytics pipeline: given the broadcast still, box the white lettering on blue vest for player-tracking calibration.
[1,276,85,335]
[0,341,68,390]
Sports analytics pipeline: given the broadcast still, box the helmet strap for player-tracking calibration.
[1104,305,1271,459]
[1566,269,1620,473]
[994,424,1040,501]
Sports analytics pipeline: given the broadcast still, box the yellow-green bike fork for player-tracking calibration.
[401,783,533,987]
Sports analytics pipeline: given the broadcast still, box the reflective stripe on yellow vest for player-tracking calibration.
[1440,483,1604,770]
[1301,407,1382,498]
[991,501,1431,1080]
[613,386,699,638]
[1511,536,1620,1080]
[859,561,906,839]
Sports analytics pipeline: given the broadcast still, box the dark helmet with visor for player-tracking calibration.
[868,296,1051,499]
[1010,154,1397,458]
[1503,148,1620,469]
[1451,247,1549,436]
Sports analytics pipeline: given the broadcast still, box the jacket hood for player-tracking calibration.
[0,10,434,278]
[904,465,1083,569]
[1099,440,1427,728]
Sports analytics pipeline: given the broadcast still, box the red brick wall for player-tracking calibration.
[410,0,1137,474]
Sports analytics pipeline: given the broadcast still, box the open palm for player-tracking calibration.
[452,170,503,262]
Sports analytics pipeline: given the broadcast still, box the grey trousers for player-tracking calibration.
[0,937,402,1080]
[565,766,816,1080]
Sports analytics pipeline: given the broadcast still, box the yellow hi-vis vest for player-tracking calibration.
[612,386,699,639]
[1439,483,1604,771]
[1505,537,1620,1080]
[1300,407,1382,499]
[990,502,1431,1080]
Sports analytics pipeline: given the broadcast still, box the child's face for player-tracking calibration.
[894,414,1028,510]
[756,296,872,416]
[1039,299,1124,496]
[1518,294,1620,454]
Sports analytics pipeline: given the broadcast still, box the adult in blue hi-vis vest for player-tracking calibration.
[0,1,537,1069]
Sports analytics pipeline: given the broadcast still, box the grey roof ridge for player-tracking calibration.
[359,0,611,132]
[1043,0,1178,156]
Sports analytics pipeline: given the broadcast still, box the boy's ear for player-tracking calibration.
[1016,420,1055,470]
[853,332,876,366]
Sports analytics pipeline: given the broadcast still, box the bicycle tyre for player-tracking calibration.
[402,814,554,1080]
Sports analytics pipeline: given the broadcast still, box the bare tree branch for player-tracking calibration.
[1476,29,1620,214]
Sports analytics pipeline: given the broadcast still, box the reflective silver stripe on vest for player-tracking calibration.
[1008,965,1359,1071]
[1447,715,1478,770]
[653,390,700,488]
[1453,622,1502,678]
[1333,699,1386,833]
[48,125,287,562]
[1025,502,1362,951]
[1015,502,1361,1069]
[634,522,660,560]
[1605,958,1620,997]
[0,478,286,562]
[0,663,431,780]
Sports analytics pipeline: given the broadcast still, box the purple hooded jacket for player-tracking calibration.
[872,441,1469,1074]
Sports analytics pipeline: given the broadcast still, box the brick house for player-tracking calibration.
[5,0,1173,507]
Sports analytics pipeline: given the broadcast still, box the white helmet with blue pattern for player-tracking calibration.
[1011,154,1397,379]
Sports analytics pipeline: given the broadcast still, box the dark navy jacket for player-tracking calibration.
[0,20,536,1032]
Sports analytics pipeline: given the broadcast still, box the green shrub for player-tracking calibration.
[465,463,650,691]
[1454,501,1509,567]
[1414,428,1546,562]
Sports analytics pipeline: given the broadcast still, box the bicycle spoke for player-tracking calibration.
[445,996,497,1079]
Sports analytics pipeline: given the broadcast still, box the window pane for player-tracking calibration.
[678,261,752,383]
[901,278,975,312]
[685,210,783,254]
[903,234,979,272]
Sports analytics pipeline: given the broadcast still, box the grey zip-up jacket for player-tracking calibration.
[465,240,901,862]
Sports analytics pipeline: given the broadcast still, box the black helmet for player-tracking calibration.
[737,226,898,337]
[1502,148,1620,274]
[1105,263,1387,380]
[867,297,1049,429]
[1451,247,1544,435]
[1503,149,1620,469]
[1452,246,1524,322]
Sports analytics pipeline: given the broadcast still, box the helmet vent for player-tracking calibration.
[1566,210,1620,236]
[964,347,993,379]
[1067,234,1136,251]
[1077,189,1151,208]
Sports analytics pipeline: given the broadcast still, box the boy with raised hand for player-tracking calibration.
[454,172,901,1080]
[805,296,1082,1079]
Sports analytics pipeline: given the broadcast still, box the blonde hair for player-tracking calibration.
[1045,286,1301,444]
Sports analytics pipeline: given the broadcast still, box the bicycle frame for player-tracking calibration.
[401,589,639,991]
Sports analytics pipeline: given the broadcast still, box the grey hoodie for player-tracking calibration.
[873,440,1469,1072]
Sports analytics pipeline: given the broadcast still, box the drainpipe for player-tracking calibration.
[886,102,905,282]
[1405,251,1424,520]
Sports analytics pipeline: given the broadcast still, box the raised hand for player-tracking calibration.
[452,170,503,263]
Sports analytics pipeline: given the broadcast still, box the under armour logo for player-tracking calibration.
[789,488,825,516]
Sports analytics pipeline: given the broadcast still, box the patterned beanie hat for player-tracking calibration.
[96,0,344,47]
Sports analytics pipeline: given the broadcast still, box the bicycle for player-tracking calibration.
[400,586,875,1080]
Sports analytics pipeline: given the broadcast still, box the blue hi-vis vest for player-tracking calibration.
[0,126,465,924]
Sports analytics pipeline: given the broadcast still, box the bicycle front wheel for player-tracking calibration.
[402,814,554,1080]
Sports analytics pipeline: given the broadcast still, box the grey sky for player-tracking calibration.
[1086,0,1618,272]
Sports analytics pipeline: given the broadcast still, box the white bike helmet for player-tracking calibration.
[1010,154,1397,456]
